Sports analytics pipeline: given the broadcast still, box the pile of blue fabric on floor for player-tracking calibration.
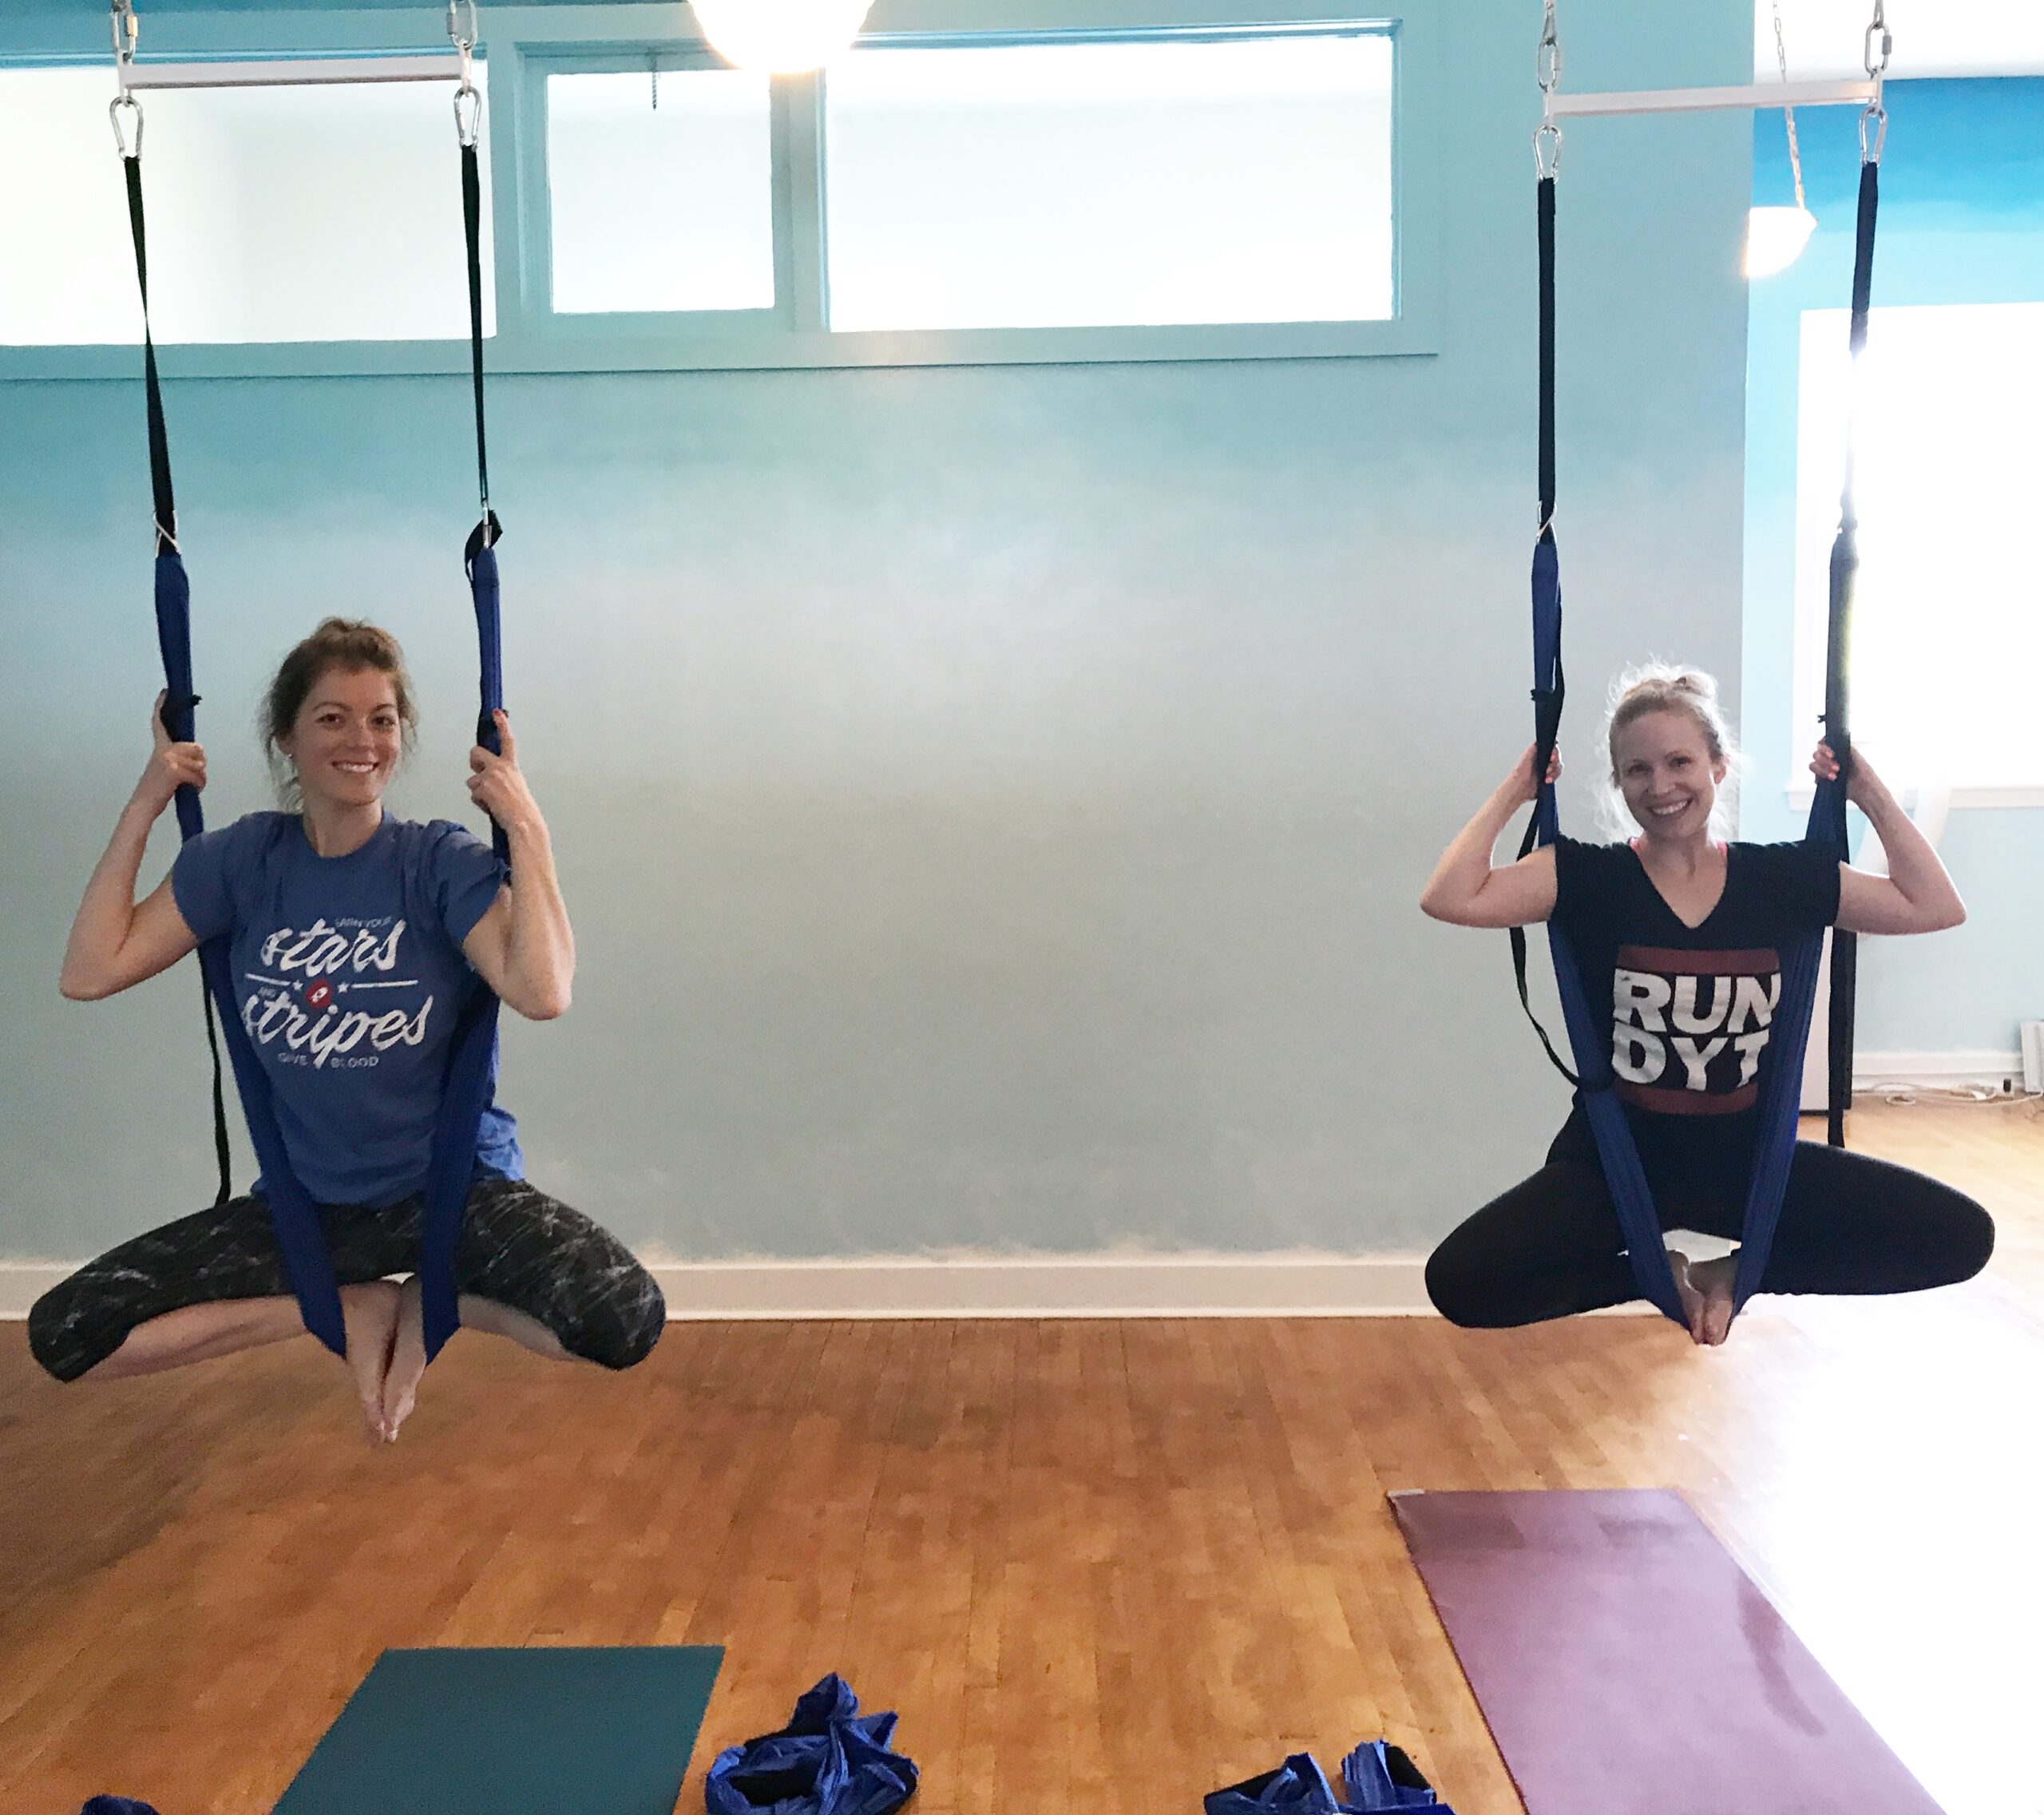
[1206,1740,1452,1813]
[83,1688,1450,1813]
[705,1674,918,1814]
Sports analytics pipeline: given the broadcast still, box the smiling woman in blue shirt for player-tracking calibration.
[36,620,664,1442]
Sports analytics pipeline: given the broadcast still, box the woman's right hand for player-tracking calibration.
[137,690,207,813]
[1507,743,1562,806]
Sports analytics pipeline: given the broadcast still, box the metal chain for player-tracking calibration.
[1860,0,1890,163]
[109,0,142,157]
[448,0,482,147]
[1770,0,1807,212]
[1535,0,1563,179]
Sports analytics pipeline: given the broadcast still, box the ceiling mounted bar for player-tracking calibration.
[125,53,463,91]
[1549,77,1876,118]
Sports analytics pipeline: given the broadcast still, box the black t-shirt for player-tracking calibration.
[1551,837,1841,1179]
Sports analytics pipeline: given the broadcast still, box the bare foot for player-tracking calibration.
[380,1276,428,1444]
[339,1281,402,1441]
[1667,1250,1737,1346]
[1692,1255,1737,1345]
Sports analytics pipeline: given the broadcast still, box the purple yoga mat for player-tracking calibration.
[1392,1489,1943,1815]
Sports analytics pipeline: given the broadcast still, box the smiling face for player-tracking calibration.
[276,664,403,816]
[1611,707,1727,845]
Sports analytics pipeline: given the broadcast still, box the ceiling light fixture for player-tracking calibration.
[689,0,875,74]
[1746,0,1817,278]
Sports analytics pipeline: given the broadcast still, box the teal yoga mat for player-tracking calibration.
[274,1645,724,1815]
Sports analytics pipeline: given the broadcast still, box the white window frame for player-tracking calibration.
[0,1,1441,380]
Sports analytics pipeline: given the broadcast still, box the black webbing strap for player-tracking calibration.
[461,138,501,566]
[1535,175,1556,534]
[1511,172,1577,1088]
[1530,172,1563,799]
[1820,160,1880,1147]
[122,157,176,553]
[123,146,234,1207]
[1510,925,1578,1087]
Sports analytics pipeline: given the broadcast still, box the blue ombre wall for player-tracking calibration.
[1,2,1757,1269]
[1744,77,2044,1061]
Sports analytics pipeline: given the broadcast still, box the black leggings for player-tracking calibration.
[1427,1112,1995,1329]
[28,1177,666,1383]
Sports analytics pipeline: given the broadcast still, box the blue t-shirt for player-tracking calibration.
[172,811,524,1207]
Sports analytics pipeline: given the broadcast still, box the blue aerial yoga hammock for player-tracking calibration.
[116,55,505,1364]
[704,1674,919,1815]
[1510,110,1881,1330]
[1206,1740,1448,1813]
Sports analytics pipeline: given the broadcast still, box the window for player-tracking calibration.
[822,31,1395,333]
[1,10,1433,374]
[1793,302,2044,791]
[0,64,493,345]
[545,65,775,315]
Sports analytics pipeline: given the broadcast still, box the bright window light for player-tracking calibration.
[1792,302,2044,790]
[546,67,775,315]
[0,65,494,345]
[822,34,1395,332]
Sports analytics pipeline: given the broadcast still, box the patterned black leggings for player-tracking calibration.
[28,1178,666,1383]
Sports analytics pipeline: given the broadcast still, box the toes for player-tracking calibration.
[382,1385,417,1443]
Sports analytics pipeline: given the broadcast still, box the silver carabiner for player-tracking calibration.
[448,0,482,145]
[1533,2,1562,177]
[109,0,142,157]
[1863,0,1891,79]
[109,0,137,69]
[109,91,143,158]
[1859,101,1888,164]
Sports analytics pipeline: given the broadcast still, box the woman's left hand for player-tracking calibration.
[468,710,544,838]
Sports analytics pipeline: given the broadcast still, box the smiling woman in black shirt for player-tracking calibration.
[1419,667,1993,1345]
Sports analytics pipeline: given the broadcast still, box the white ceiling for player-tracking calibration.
[1755,1,2044,78]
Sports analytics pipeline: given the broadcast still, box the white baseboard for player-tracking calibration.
[0,1265,68,1319]
[1853,1049,2026,1091]
[0,1253,1438,1322]
[648,1252,1436,1319]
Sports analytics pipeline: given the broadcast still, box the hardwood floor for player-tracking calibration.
[3,1098,2039,1814]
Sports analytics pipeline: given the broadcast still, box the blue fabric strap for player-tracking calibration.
[1205,1742,1447,1813]
[125,147,349,1358]
[1519,153,1876,1331]
[414,133,512,1362]
[121,124,516,1363]
[1205,1753,1344,1814]
[417,525,507,1361]
[704,1674,919,1815]
[1338,1741,1444,1812]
